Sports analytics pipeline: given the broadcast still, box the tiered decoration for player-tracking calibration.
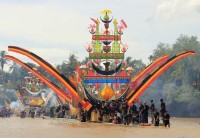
[83,10,131,101]
[87,9,127,59]
[17,70,45,107]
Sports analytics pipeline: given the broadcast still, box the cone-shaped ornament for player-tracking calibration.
[101,84,114,100]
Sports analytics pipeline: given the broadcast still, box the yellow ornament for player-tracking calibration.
[113,19,118,24]
[101,85,114,100]
[30,99,37,106]
[37,99,44,106]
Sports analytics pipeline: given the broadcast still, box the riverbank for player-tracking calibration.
[0,117,200,138]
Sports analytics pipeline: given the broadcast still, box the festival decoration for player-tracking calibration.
[86,42,93,52]
[82,10,196,103]
[121,43,128,53]
[101,85,114,101]
[7,46,92,111]
[118,19,127,35]
[24,72,43,95]
[126,55,169,98]
[88,10,126,60]
[88,24,96,34]
[5,10,196,110]
[126,67,134,76]
[127,51,195,106]
[5,55,72,107]
[83,10,130,101]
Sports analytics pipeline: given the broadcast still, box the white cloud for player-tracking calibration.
[1,0,200,69]
[153,0,200,20]
[0,2,89,45]
[0,1,90,69]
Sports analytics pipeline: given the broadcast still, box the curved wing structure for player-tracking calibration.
[126,55,169,99]
[5,55,72,103]
[8,46,92,111]
[127,51,195,106]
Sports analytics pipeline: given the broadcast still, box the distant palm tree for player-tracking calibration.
[148,55,153,63]
[81,57,90,65]
[126,56,132,66]
[9,61,20,73]
[0,50,7,71]
[9,61,20,82]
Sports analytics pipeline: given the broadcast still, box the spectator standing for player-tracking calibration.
[143,102,149,123]
[150,100,155,124]
[160,99,166,124]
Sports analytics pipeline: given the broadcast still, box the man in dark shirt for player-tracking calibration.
[109,100,117,121]
[143,102,149,123]
[81,107,86,122]
[131,100,138,124]
[131,100,137,113]
[138,102,144,123]
[122,100,130,125]
[61,105,66,118]
[99,101,105,121]
[160,99,166,124]
[150,100,155,124]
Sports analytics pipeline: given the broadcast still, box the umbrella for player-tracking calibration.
[100,9,112,14]
[33,67,38,70]
[126,67,134,71]
[79,65,88,69]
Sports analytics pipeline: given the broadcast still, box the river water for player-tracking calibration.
[0,117,200,138]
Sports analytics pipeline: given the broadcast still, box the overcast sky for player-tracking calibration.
[0,0,200,67]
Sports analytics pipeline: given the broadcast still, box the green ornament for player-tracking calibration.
[104,14,109,21]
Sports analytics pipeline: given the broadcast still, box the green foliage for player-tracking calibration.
[0,50,7,71]
[60,54,80,78]
[126,56,146,76]
[141,35,200,117]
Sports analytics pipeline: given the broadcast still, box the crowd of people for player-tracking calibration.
[1,98,170,127]
[0,107,12,118]
[81,99,170,127]
[19,103,70,119]
[20,108,45,119]
[49,103,70,118]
